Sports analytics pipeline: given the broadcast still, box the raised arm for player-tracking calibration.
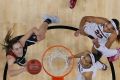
[19,27,40,47]
[75,16,110,37]
[70,51,90,58]
[79,16,109,29]
[19,15,59,47]
[7,55,26,76]
[105,32,117,48]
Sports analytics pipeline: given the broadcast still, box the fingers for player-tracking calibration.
[92,38,100,48]
[22,62,27,67]
[74,30,80,37]
[21,65,27,71]
[67,56,74,65]
[67,58,71,65]
[92,38,98,43]
[23,67,27,71]
[22,62,28,71]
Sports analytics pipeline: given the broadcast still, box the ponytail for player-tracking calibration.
[0,29,14,53]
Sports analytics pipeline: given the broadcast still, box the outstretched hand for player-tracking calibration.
[92,38,100,48]
[67,56,74,65]
[74,30,80,37]
[20,63,27,72]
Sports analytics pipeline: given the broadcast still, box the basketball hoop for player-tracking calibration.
[42,45,74,80]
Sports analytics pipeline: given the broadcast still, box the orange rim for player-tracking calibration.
[42,45,74,77]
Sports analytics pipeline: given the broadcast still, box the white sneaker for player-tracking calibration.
[43,15,60,23]
[108,48,120,62]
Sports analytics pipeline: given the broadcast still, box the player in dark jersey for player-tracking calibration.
[1,15,59,77]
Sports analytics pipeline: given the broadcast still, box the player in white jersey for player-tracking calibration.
[74,16,120,61]
[93,38,120,61]
[83,22,111,46]
[68,51,107,80]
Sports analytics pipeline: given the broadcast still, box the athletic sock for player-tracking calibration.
[44,19,52,24]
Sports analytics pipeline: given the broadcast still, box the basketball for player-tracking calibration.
[27,59,42,75]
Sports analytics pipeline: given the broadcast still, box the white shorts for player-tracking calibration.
[96,46,118,57]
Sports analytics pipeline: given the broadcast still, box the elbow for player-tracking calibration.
[8,69,15,77]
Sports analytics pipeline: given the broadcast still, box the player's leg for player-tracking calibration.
[94,61,107,70]
[36,15,60,41]
[96,46,118,57]
[96,46,120,61]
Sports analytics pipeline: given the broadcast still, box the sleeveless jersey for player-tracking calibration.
[84,22,111,46]
[77,59,104,79]
[7,33,37,66]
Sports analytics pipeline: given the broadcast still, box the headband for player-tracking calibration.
[110,20,119,35]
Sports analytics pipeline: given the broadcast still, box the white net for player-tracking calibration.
[42,46,74,77]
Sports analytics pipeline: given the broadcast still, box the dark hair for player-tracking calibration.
[0,29,18,53]
[112,19,120,42]
[0,29,13,52]
[112,19,119,29]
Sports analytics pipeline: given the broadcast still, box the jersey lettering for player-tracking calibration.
[95,30,103,38]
